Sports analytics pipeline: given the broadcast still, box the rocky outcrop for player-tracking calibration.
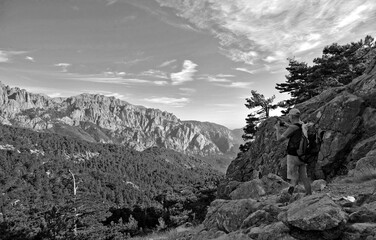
[284,194,348,231]
[192,174,376,240]
[0,82,242,164]
[191,55,376,240]
[222,54,376,187]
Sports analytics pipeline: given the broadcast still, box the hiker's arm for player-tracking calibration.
[275,129,286,141]
[274,125,296,142]
[274,125,287,141]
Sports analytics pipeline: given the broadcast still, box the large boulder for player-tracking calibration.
[285,194,348,231]
[229,179,266,200]
[203,199,264,233]
[247,222,294,240]
[229,174,289,200]
[348,135,376,163]
[350,149,376,181]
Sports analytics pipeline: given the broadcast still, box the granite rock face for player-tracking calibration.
[0,82,242,163]
[222,55,376,187]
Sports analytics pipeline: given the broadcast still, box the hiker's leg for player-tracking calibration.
[299,164,312,195]
[287,155,299,194]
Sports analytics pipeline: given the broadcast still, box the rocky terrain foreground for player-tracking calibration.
[181,174,376,240]
[171,54,376,240]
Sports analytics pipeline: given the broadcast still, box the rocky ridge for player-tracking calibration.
[183,56,376,239]
[0,82,242,169]
[223,55,376,184]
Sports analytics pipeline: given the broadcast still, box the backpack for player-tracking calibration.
[296,123,309,162]
[289,122,319,163]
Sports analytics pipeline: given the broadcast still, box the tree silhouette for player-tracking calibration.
[276,35,376,109]
[240,90,277,152]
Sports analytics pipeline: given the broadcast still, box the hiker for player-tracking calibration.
[274,108,312,195]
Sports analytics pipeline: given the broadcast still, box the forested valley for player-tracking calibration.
[0,124,221,239]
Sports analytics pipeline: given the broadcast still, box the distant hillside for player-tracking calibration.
[0,82,242,170]
[0,123,221,239]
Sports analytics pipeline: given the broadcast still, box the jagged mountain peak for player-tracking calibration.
[0,81,242,171]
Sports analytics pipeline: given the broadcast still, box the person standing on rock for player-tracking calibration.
[274,108,312,196]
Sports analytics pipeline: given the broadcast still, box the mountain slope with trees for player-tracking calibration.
[0,123,221,239]
[0,85,242,170]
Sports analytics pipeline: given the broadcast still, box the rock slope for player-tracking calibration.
[222,55,376,185]
[188,54,376,240]
[0,82,242,164]
[189,174,376,240]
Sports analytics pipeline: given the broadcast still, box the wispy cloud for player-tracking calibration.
[0,52,9,63]
[206,76,231,83]
[236,64,285,75]
[156,0,376,65]
[216,81,253,88]
[54,63,71,72]
[159,59,177,68]
[103,71,127,77]
[212,103,237,108]
[198,73,253,87]
[144,97,190,107]
[154,80,169,85]
[0,50,28,63]
[235,68,255,74]
[220,48,258,65]
[104,69,169,84]
[127,1,198,32]
[48,69,151,85]
[72,76,149,84]
[170,60,198,85]
[140,69,168,79]
[118,56,151,66]
[118,15,137,23]
[25,56,35,62]
[105,0,118,6]
[179,88,196,96]
[216,74,235,78]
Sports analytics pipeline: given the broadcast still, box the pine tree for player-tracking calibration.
[240,90,277,152]
[276,35,376,109]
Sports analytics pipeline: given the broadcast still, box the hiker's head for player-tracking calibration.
[288,108,301,122]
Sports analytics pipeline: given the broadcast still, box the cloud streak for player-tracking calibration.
[140,69,168,79]
[179,88,196,96]
[54,63,71,72]
[144,97,190,107]
[170,60,198,85]
[25,56,35,62]
[235,68,255,74]
[159,59,177,68]
[0,50,28,63]
[156,0,376,65]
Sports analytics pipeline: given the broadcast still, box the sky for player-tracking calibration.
[0,0,375,129]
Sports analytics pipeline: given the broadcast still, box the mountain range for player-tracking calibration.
[0,81,243,172]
